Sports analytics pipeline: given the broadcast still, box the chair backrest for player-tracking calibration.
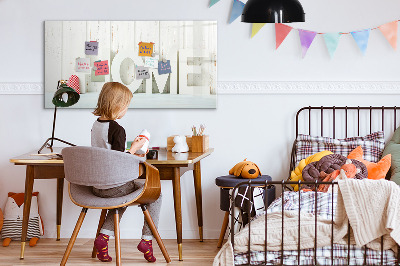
[62,146,145,188]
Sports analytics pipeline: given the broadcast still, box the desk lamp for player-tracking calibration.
[38,80,80,154]
[241,0,305,23]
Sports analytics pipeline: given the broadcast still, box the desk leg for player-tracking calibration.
[20,165,35,259]
[172,167,183,261]
[56,178,64,241]
[193,161,203,242]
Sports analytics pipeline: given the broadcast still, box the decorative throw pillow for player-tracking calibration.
[1,192,44,247]
[294,131,385,166]
[382,126,400,184]
[348,146,391,180]
[289,150,333,191]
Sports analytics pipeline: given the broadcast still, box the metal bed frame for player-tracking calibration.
[230,106,400,266]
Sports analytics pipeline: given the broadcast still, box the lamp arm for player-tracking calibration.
[50,105,57,148]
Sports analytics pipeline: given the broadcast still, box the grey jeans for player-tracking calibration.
[92,180,162,240]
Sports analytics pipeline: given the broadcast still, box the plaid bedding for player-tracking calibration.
[294,131,385,166]
[234,244,397,265]
[234,191,397,265]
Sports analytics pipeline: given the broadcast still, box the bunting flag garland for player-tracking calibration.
[208,3,400,58]
[251,23,266,38]
[298,29,317,58]
[351,29,370,55]
[209,0,220,7]
[275,23,293,49]
[229,0,245,24]
[323,33,341,58]
[378,21,398,50]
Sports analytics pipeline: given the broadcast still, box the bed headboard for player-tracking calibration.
[290,106,400,179]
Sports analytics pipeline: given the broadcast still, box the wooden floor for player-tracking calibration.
[0,239,222,265]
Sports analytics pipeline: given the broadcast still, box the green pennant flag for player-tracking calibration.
[323,33,341,58]
[209,0,220,7]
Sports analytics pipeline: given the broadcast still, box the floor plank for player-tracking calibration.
[0,239,221,265]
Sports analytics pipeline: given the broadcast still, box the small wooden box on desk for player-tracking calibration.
[167,135,209,152]
[191,135,209,152]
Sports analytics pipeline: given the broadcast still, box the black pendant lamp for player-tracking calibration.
[242,0,305,23]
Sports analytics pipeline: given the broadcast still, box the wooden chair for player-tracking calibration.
[60,146,171,265]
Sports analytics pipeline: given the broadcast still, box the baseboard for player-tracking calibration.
[1,81,400,95]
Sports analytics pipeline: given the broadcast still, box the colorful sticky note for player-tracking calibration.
[94,60,109,76]
[144,57,159,68]
[158,60,172,75]
[138,42,154,57]
[91,69,105,82]
[75,57,91,73]
[136,66,150,79]
[85,41,99,55]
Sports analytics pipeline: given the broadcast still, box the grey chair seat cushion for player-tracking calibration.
[70,180,145,208]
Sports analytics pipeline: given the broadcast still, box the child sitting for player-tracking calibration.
[91,82,161,263]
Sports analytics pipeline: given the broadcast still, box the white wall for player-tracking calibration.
[1,0,400,240]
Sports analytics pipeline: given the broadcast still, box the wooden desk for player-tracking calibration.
[10,147,213,261]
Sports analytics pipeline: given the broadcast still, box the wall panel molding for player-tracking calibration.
[1,81,400,95]
[217,81,400,94]
[0,83,43,94]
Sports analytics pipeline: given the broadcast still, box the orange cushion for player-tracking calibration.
[348,146,391,180]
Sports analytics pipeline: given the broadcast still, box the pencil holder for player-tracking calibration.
[191,135,209,153]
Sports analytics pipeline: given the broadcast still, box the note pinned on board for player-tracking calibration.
[136,66,150,79]
[85,41,99,55]
[76,57,91,73]
[91,69,105,82]
[158,60,172,75]
[138,42,154,57]
[94,60,109,76]
[144,56,159,68]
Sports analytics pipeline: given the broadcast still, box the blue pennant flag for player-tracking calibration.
[323,33,341,58]
[351,29,371,55]
[229,0,245,23]
[209,0,220,7]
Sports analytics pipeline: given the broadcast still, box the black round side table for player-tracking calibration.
[215,175,275,248]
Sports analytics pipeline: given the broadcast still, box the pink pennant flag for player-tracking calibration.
[378,21,398,50]
[298,29,317,58]
[275,23,293,49]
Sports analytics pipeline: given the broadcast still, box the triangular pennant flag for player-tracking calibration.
[378,21,398,50]
[229,0,245,24]
[209,0,220,7]
[298,29,317,58]
[275,23,293,49]
[323,33,341,58]
[351,29,370,55]
[251,23,266,38]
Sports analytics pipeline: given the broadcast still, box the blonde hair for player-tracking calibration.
[93,82,133,120]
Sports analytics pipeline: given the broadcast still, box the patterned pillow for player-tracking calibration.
[294,131,385,166]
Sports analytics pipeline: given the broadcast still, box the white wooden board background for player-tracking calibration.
[45,21,217,108]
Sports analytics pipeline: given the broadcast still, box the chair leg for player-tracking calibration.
[141,205,171,263]
[217,211,230,248]
[91,209,108,258]
[114,209,121,266]
[60,208,88,266]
